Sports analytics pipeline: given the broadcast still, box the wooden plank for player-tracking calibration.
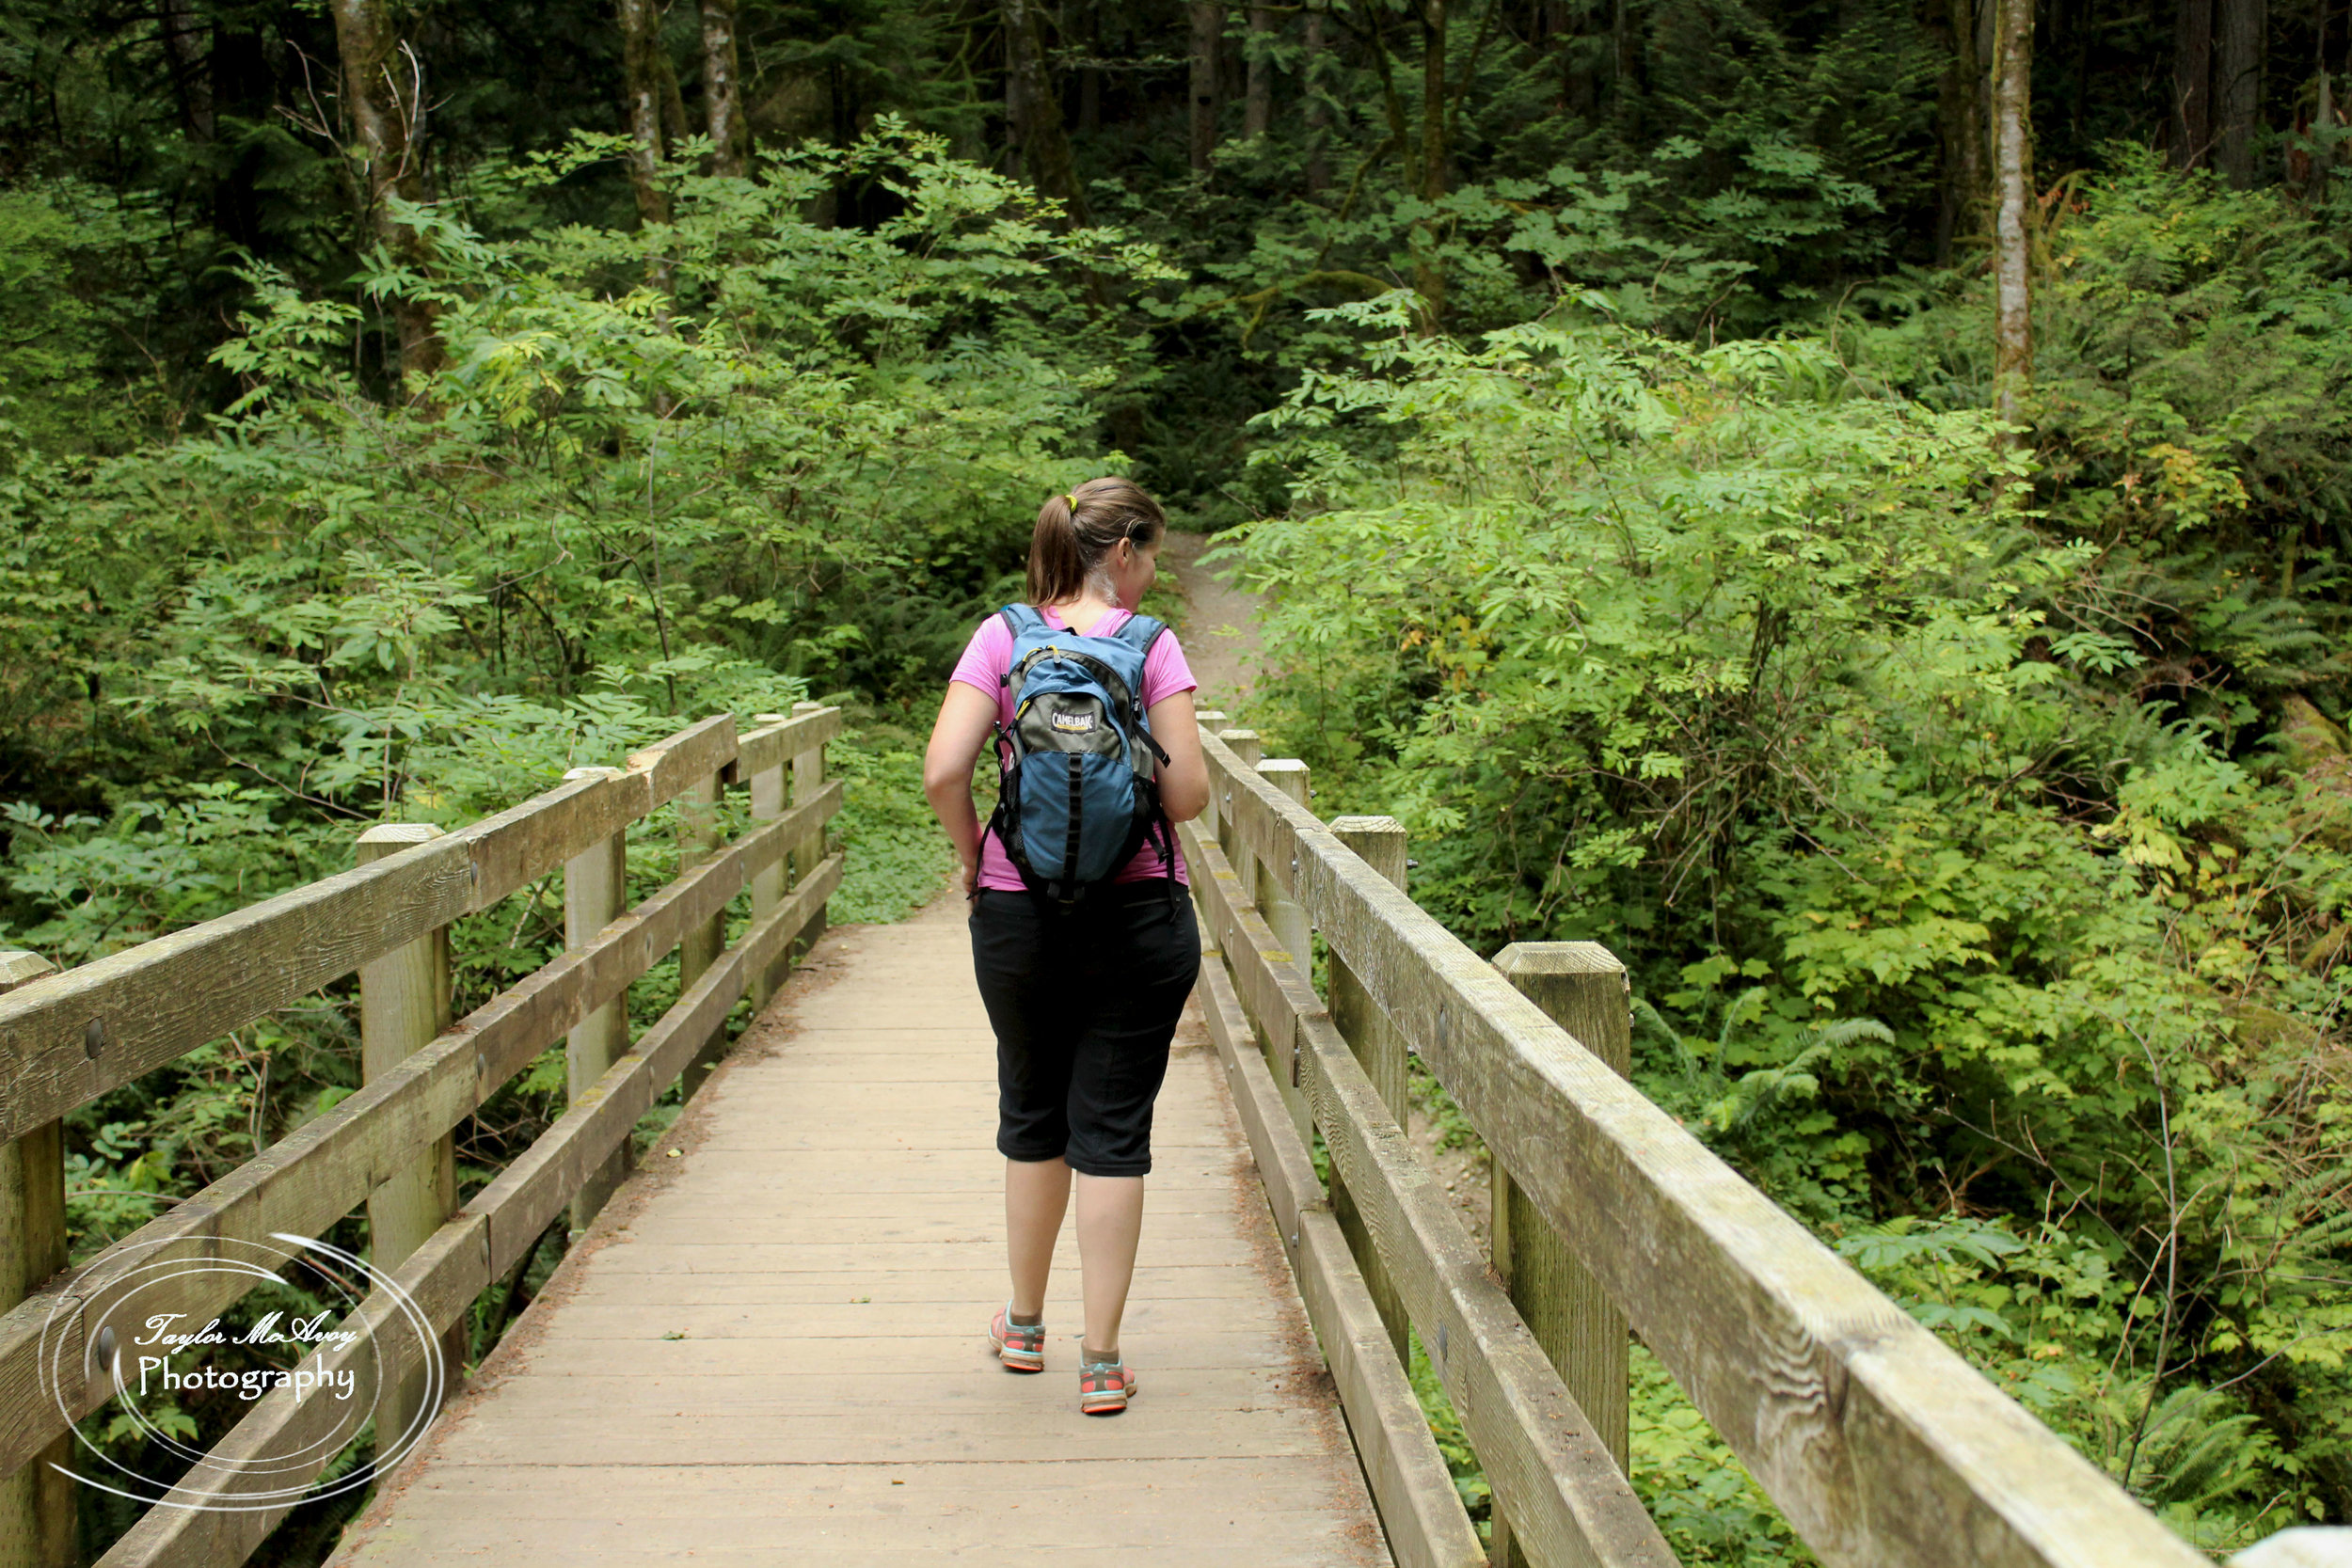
[1193,914,1484,1568]
[94,862,839,1568]
[733,706,841,783]
[355,824,461,1460]
[0,791,841,1480]
[1328,815,1413,1370]
[675,770,728,1101]
[0,714,770,1146]
[564,769,630,1230]
[1492,944,1633,1478]
[376,1455,1362,1506]
[747,717,790,1011]
[624,713,739,808]
[1199,735,2205,1568]
[1192,823,1671,1568]
[1215,729,1263,908]
[0,949,69,1568]
[787,701,830,966]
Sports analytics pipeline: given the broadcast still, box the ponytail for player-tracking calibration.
[1025,478,1168,604]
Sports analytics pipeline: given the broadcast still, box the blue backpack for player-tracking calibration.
[989,604,1176,903]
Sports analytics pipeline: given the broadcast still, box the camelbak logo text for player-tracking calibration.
[1051,711,1098,734]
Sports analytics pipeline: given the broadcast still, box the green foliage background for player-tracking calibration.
[2,0,2350,1560]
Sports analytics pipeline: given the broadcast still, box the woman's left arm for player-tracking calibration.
[924,681,1001,897]
[1150,689,1209,823]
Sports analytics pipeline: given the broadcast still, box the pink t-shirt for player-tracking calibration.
[951,607,1198,892]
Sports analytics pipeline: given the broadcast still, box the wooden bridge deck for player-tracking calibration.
[326,895,1391,1567]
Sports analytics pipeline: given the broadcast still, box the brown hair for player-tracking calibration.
[1025,477,1168,605]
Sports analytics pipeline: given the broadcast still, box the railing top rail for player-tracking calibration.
[0,706,840,1146]
[1196,729,2201,1568]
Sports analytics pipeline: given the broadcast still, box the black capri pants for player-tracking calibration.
[970,882,1201,1178]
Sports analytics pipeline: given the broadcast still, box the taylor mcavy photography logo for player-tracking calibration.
[40,1231,446,1512]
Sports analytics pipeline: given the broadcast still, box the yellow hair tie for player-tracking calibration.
[1064,492,1079,512]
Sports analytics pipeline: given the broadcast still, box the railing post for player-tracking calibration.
[1192,709,1228,838]
[1254,759,1312,958]
[357,824,464,1459]
[1489,941,1634,1568]
[1255,758,1315,1142]
[1327,818,1411,1365]
[676,764,728,1101]
[1216,728,1263,904]
[789,700,829,966]
[748,714,791,1010]
[563,768,630,1232]
[0,950,72,1568]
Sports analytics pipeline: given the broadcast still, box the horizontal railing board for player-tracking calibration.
[0,835,476,1147]
[623,713,738,805]
[1191,918,1483,1568]
[1185,821,1672,1568]
[0,711,834,1143]
[0,781,841,1480]
[1196,736,2201,1568]
[92,857,838,1568]
[733,707,839,782]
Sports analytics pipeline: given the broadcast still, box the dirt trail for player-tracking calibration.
[1162,530,1263,714]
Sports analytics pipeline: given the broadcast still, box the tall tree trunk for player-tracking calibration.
[1246,7,1276,137]
[1188,2,1220,172]
[2175,0,2216,166]
[658,40,691,150]
[1992,0,2032,430]
[700,0,747,176]
[1422,1,1448,200]
[329,0,442,385]
[1416,0,1449,322]
[2319,0,2339,193]
[1079,0,1102,133]
[1005,0,1093,225]
[160,0,215,143]
[2216,0,2266,183]
[1556,0,1597,118]
[1305,7,1329,193]
[1936,0,1985,263]
[1005,0,1031,175]
[1611,0,1635,126]
[619,0,672,226]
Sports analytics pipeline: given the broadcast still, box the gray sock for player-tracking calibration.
[1009,1307,1042,1329]
[1082,1343,1119,1364]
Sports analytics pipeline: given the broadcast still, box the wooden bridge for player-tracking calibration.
[0,702,2258,1567]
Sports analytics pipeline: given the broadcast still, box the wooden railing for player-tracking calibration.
[0,705,841,1568]
[1183,712,2207,1568]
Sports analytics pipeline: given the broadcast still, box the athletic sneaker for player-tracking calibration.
[1077,1355,1136,1416]
[989,1303,1045,1372]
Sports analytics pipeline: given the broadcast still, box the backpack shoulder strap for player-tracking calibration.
[997,605,1047,687]
[1106,612,1167,657]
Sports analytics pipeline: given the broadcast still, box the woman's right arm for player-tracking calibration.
[923,681,1000,898]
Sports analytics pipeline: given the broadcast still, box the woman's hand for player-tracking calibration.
[960,847,981,901]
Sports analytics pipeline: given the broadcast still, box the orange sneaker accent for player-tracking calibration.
[990,1304,1046,1372]
[1077,1356,1134,1415]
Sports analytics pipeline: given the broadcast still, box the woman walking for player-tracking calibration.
[921,478,1208,1415]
